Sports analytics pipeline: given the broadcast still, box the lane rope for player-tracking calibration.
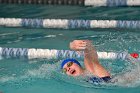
[0,47,139,61]
[0,18,140,29]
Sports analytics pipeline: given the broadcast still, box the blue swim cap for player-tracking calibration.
[61,59,81,69]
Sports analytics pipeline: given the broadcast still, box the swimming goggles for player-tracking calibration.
[62,62,73,73]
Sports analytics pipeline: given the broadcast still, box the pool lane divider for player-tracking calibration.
[0,0,140,7]
[0,47,139,60]
[0,18,140,29]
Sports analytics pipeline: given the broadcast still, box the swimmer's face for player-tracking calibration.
[63,62,83,77]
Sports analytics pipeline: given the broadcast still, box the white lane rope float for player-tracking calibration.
[0,47,139,61]
[0,0,140,7]
[0,18,140,29]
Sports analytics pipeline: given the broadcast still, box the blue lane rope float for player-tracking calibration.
[0,0,140,7]
[0,47,139,61]
[0,18,140,29]
[22,19,43,28]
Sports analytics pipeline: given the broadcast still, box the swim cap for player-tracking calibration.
[61,59,81,69]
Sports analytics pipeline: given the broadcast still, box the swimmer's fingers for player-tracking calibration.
[71,44,86,50]
[78,40,92,45]
[72,41,86,47]
[72,40,92,46]
[77,46,86,50]
[72,40,88,44]
[77,43,87,47]
[70,40,92,50]
[77,42,87,50]
[70,44,86,50]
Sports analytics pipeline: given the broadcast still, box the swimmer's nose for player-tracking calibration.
[67,68,70,72]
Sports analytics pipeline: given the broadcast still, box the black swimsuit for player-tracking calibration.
[88,76,111,84]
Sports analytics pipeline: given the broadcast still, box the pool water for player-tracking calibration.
[0,4,140,93]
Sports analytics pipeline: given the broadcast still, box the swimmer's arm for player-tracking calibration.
[69,40,99,64]
[70,40,110,77]
[84,41,111,77]
[84,41,99,68]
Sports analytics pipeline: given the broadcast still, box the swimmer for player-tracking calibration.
[61,40,111,83]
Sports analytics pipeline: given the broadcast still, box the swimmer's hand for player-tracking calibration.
[70,40,92,51]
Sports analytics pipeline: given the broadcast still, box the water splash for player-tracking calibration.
[110,58,140,87]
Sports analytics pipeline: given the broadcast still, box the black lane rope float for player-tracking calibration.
[0,0,140,7]
[0,0,84,5]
